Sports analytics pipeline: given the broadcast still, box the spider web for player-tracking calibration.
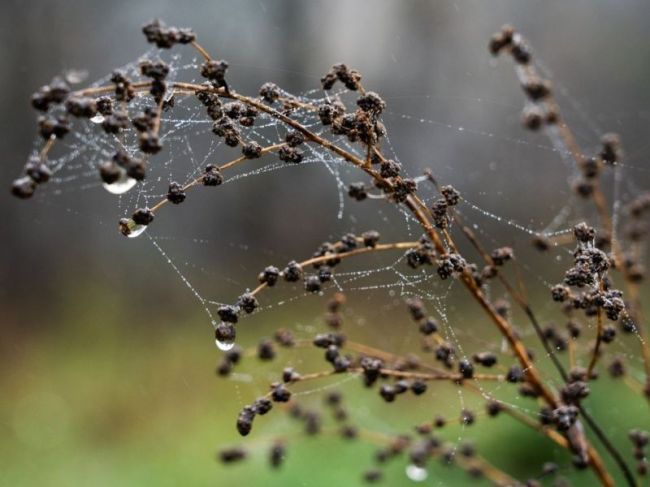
[21,44,650,484]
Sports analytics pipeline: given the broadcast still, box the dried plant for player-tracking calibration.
[11,20,650,486]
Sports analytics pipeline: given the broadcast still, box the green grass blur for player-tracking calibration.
[1,278,648,487]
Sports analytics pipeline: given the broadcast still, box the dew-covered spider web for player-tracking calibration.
[20,42,650,484]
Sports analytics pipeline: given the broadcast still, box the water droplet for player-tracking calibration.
[90,113,105,124]
[214,321,236,351]
[127,224,147,238]
[103,169,137,195]
[64,69,89,84]
[118,218,147,238]
[216,338,235,351]
[405,464,427,482]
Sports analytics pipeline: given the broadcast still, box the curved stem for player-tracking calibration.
[496,36,635,486]
[190,41,212,61]
[148,143,284,213]
[248,241,420,298]
[587,289,605,377]
[34,45,631,485]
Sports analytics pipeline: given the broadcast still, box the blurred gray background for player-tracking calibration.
[2,0,650,310]
[1,1,650,485]
[2,0,650,312]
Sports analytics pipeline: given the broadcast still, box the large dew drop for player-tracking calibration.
[127,224,147,238]
[214,321,236,351]
[405,465,427,482]
[215,338,235,351]
[118,218,147,238]
[103,169,137,195]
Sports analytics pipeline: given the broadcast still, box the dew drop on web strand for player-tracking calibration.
[90,113,105,124]
[405,464,427,482]
[213,320,236,351]
[102,169,137,195]
[118,218,147,238]
[215,337,235,351]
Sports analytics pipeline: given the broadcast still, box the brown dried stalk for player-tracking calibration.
[16,20,650,486]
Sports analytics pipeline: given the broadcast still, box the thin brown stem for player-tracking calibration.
[452,214,572,384]
[149,143,284,213]
[39,136,55,159]
[190,40,212,61]
[514,41,650,387]
[151,97,165,135]
[404,196,559,407]
[374,368,504,382]
[50,66,621,486]
[464,455,521,487]
[498,37,634,485]
[353,426,520,486]
[568,337,577,370]
[501,404,569,449]
[248,241,419,298]
[587,288,605,377]
[74,76,614,484]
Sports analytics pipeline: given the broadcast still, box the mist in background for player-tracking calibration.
[1,1,650,485]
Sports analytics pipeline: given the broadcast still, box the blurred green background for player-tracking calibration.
[2,0,650,485]
[2,281,648,486]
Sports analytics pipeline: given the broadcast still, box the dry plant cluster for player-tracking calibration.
[11,20,650,486]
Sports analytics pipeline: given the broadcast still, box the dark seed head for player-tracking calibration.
[99,161,121,185]
[459,359,474,379]
[362,230,380,248]
[217,305,239,323]
[25,157,52,184]
[411,380,427,395]
[236,406,255,436]
[167,182,186,204]
[242,141,262,159]
[304,275,322,293]
[271,383,292,402]
[269,441,285,468]
[259,266,280,286]
[132,208,154,226]
[215,322,236,343]
[259,82,281,103]
[11,177,36,199]
[203,164,224,186]
[283,261,303,282]
[219,447,247,464]
[257,338,275,361]
[237,293,258,314]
